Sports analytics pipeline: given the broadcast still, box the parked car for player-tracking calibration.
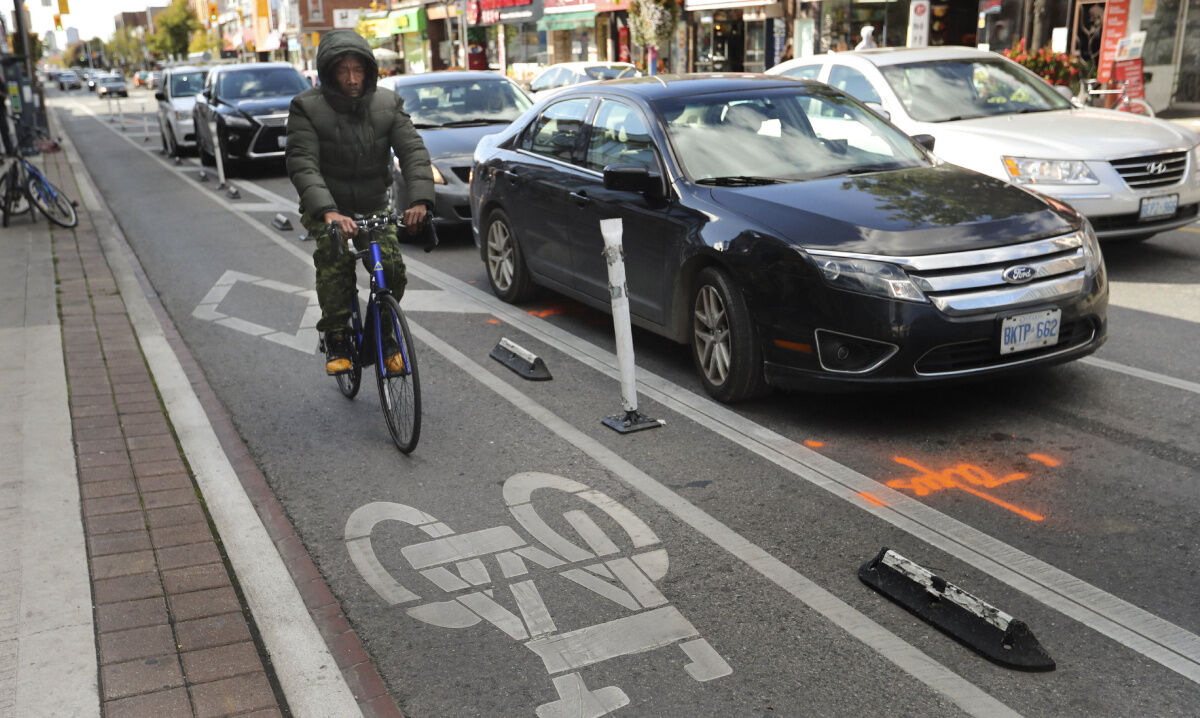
[193,62,309,170]
[96,73,128,98]
[156,66,208,156]
[57,71,82,90]
[528,62,640,100]
[379,71,531,227]
[470,75,1108,402]
[767,46,1200,242]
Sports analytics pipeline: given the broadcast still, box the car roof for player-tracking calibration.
[213,62,299,74]
[547,61,637,71]
[382,71,516,87]
[787,45,1000,69]
[548,73,820,101]
[163,66,207,74]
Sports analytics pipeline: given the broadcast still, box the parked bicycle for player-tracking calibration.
[319,212,436,453]
[0,130,78,228]
[1073,78,1155,117]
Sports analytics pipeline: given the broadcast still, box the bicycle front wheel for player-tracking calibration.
[27,173,78,228]
[375,294,421,454]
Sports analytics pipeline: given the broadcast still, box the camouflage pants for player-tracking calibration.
[304,212,408,334]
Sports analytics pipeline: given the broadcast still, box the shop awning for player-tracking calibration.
[537,11,596,31]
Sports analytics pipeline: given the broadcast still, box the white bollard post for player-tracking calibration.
[141,102,149,141]
[599,218,663,434]
[116,97,124,130]
[209,117,239,198]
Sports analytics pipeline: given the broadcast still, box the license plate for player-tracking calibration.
[1000,309,1061,354]
[277,135,287,149]
[1138,194,1177,221]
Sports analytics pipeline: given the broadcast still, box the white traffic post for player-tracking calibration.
[141,102,149,141]
[599,218,663,434]
[116,97,124,130]
[209,117,239,199]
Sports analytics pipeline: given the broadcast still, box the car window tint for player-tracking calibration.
[878,59,1071,122]
[527,98,590,163]
[585,100,657,172]
[781,65,821,80]
[396,79,531,125]
[219,68,309,100]
[169,71,205,98]
[531,68,561,92]
[827,65,882,104]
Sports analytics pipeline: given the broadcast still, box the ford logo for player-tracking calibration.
[1002,265,1037,284]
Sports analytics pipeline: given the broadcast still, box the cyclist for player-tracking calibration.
[286,29,435,376]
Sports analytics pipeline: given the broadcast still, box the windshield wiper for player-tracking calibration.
[936,114,986,122]
[441,118,512,127]
[811,163,903,179]
[696,176,784,186]
[412,122,443,129]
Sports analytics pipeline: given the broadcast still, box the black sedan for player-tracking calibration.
[469,75,1108,402]
[193,62,310,171]
[379,71,531,228]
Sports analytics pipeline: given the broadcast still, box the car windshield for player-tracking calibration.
[170,71,205,97]
[655,85,930,184]
[219,68,309,99]
[584,66,636,80]
[389,79,531,127]
[878,58,1072,123]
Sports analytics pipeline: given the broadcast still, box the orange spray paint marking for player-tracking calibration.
[1028,453,1060,467]
[858,491,887,507]
[528,307,564,318]
[804,440,825,448]
[486,319,501,325]
[887,456,1044,521]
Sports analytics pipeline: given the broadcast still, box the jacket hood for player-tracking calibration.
[316,29,378,100]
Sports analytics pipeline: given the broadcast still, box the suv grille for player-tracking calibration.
[1110,151,1188,189]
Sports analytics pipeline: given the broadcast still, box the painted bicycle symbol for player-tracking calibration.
[344,472,731,717]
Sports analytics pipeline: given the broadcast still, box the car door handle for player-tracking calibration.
[569,191,591,206]
[497,168,522,185]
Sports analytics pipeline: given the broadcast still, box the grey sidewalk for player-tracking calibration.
[0,109,401,717]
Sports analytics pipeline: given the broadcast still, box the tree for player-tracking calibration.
[12,31,46,66]
[149,0,202,60]
[106,27,143,71]
[629,0,677,74]
[189,29,220,56]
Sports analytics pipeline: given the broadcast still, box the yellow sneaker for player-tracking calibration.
[384,352,406,374]
[323,330,352,375]
[325,357,352,375]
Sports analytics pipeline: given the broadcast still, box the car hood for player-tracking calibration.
[909,108,1199,160]
[170,96,198,113]
[230,97,293,116]
[419,124,509,161]
[705,164,1077,256]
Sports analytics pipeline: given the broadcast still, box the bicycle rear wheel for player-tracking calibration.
[27,172,78,228]
[375,294,421,453]
[335,302,363,398]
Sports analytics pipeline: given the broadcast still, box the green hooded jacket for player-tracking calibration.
[285,29,434,222]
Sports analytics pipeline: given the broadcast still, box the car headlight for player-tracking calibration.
[223,114,254,128]
[1193,144,1200,184]
[1079,223,1106,283]
[814,256,927,303]
[431,165,446,184]
[1002,157,1099,185]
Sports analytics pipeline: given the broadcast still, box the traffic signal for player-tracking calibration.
[208,2,218,24]
[53,13,63,32]
[58,0,69,13]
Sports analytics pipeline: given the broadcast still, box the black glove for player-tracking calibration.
[419,214,439,253]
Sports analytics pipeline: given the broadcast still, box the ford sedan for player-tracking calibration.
[470,75,1108,402]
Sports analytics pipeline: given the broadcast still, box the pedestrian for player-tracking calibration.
[285,29,436,376]
[855,25,878,50]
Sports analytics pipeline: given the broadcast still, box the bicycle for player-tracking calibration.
[1073,78,1155,117]
[319,212,437,453]
[0,132,78,228]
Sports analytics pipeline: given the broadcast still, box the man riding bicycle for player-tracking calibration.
[286,29,435,376]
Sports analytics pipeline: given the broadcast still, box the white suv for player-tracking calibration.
[155,66,208,157]
[768,47,1200,241]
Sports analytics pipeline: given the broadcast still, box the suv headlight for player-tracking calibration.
[814,256,927,302]
[223,114,254,128]
[1002,157,1099,185]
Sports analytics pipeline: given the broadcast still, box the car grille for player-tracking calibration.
[1088,202,1199,234]
[915,318,1096,375]
[899,233,1089,316]
[251,126,286,155]
[1110,150,1188,189]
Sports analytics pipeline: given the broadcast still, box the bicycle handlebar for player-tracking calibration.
[327,211,439,254]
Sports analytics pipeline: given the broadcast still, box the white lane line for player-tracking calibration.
[53,104,364,718]
[1080,356,1200,394]
[402,258,1200,685]
[408,323,1021,718]
[74,95,1200,685]
[1108,280,1200,324]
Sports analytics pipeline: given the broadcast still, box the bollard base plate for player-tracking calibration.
[602,410,664,434]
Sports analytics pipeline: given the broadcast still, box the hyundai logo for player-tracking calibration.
[1146,161,1168,175]
[1002,265,1037,284]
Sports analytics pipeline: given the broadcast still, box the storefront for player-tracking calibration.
[468,0,546,79]
[391,7,429,75]
[539,0,599,63]
[686,0,784,72]
[595,0,633,64]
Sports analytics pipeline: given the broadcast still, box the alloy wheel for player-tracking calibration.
[693,285,731,386]
[487,220,514,292]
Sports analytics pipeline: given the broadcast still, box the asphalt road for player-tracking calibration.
[50,86,1200,717]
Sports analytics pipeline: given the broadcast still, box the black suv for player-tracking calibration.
[193,62,309,170]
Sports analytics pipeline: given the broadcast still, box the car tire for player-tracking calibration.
[482,208,535,303]
[690,266,767,403]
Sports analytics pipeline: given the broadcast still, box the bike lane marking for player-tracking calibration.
[69,94,1200,686]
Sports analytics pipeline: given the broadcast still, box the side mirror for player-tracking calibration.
[864,102,890,121]
[912,134,936,152]
[154,91,165,101]
[604,164,654,193]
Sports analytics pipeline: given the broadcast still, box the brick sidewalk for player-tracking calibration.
[40,137,286,718]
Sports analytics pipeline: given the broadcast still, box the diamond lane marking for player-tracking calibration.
[193,272,490,354]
